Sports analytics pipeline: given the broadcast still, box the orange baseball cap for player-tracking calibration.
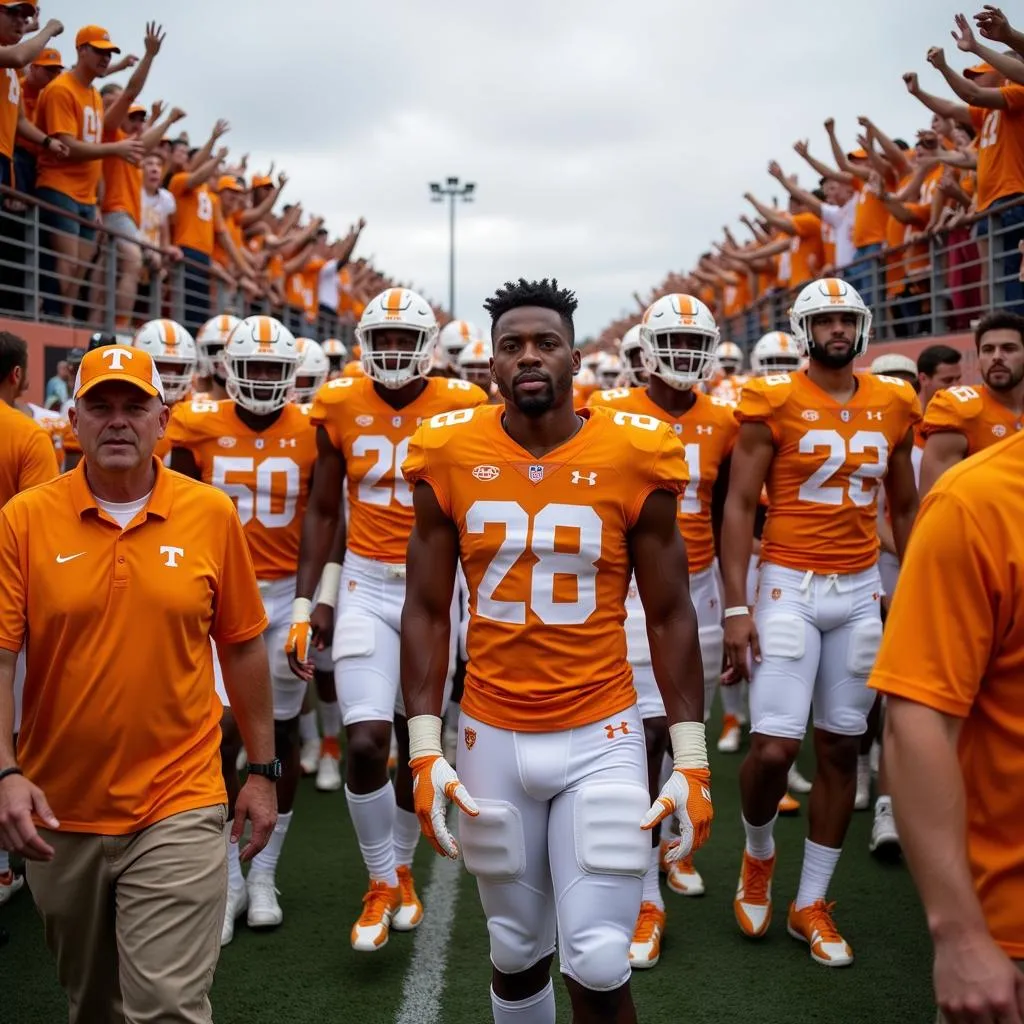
[964,62,996,79]
[76,25,120,53]
[0,2,37,11]
[127,104,147,117]
[32,48,63,67]
[217,175,244,193]
[847,148,868,161]
[74,345,164,401]
[251,175,273,189]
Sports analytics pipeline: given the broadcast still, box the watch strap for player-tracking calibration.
[0,766,24,784]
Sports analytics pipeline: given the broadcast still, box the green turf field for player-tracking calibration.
[1,721,934,1024]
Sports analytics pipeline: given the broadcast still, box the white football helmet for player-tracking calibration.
[619,325,647,387]
[196,313,240,379]
[790,277,872,360]
[714,341,744,375]
[595,352,623,389]
[355,288,438,388]
[639,294,720,390]
[438,320,481,368]
[132,319,197,403]
[457,336,493,388]
[224,315,300,414]
[292,338,330,403]
[751,332,802,376]
[321,338,346,374]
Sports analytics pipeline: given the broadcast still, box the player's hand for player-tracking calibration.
[640,767,713,859]
[933,927,1024,1023]
[285,597,314,681]
[0,774,59,861]
[724,611,760,682]
[410,755,479,859]
[231,776,277,862]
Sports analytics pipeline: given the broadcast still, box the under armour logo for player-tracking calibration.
[571,471,597,486]
[696,425,713,435]
[101,347,132,370]
[604,721,630,739]
[866,411,883,421]
[160,546,184,568]
[279,438,297,448]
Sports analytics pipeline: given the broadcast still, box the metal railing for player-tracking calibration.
[0,183,357,346]
[718,196,1024,350]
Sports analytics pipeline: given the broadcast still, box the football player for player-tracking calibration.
[193,314,240,401]
[322,338,347,380]
[400,277,713,1022]
[619,325,648,387]
[438,319,481,372]
[710,340,748,402]
[721,278,920,966]
[750,332,802,377]
[166,315,312,945]
[132,319,198,462]
[286,288,488,952]
[457,336,494,392]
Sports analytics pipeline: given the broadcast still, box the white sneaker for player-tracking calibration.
[221,885,248,946]
[316,751,342,792]
[788,765,813,794]
[300,737,321,776]
[246,871,283,929]
[869,798,901,858]
[854,756,871,811]
[0,870,24,906]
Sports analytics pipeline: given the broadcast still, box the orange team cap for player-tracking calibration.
[217,175,244,193]
[74,345,164,401]
[846,148,868,161]
[32,48,63,67]
[0,2,37,10]
[251,175,273,189]
[76,25,120,53]
[127,104,146,117]
[964,62,995,79]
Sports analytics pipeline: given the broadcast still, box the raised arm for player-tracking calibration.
[0,17,62,69]
[927,46,1008,111]
[975,5,1024,60]
[825,119,871,181]
[768,161,823,218]
[953,12,1024,88]
[103,22,165,134]
[903,71,973,128]
[859,116,912,178]
[744,192,796,235]
[793,137,854,185]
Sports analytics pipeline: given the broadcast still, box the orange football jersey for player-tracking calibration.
[586,386,737,572]
[403,404,687,733]
[920,383,1024,454]
[711,373,749,404]
[164,399,317,579]
[311,375,488,563]
[737,371,921,574]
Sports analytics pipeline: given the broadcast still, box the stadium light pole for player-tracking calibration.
[429,176,475,317]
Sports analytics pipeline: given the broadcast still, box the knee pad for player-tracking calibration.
[758,614,805,660]
[573,782,650,878]
[460,801,526,882]
[333,613,376,661]
[847,618,883,677]
[560,925,633,992]
[488,915,556,977]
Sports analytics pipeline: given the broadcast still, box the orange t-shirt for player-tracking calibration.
[788,213,824,288]
[213,208,244,270]
[869,430,1024,957]
[165,399,317,580]
[168,173,221,256]
[404,404,687,732]
[587,387,738,573]
[311,375,488,563]
[852,178,892,249]
[100,124,142,225]
[0,402,60,506]
[0,67,21,160]
[0,458,267,834]
[921,384,1024,453]
[737,371,921,573]
[971,86,1024,212]
[34,71,104,204]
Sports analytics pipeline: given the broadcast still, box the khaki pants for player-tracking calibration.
[27,804,227,1024]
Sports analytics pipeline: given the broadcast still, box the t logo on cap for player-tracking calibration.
[101,347,133,371]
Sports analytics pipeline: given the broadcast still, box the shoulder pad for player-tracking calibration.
[421,404,482,440]
[593,406,676,453]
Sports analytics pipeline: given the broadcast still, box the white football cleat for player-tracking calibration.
[316,738,342,792]
[300,736,321,776]
[352,880,401,952]
[717,714,741,753]
[788,765,813,794]
[246,871,283,929]
[221,885,248,946]
[869,797,901,859]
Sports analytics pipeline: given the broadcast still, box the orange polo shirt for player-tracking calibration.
[0,402,60,507]
[0,458,268,834]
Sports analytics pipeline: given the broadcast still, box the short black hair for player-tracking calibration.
[484,278,578,342]
[975,310,1024,350]
[0,331,28,382]
[917,343,962,376]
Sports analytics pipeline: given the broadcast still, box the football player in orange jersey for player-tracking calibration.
[131,319,197,462]
[400,279,713,1022]
[321,338,347,380]
[166,314,313,945]
[438,318,480,372]
[721,278,920,966]
[710,340,747,402]
[619,324,648,387]
[587,293,735,964]
[919,311,1024,496]
[286,288,488,953]
[193,313,240,400]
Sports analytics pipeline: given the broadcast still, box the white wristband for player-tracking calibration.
[317,562,342,610]
[724,605,751,619]
[291,597,312,624]
[407,714,444,760]
[670,721,709,771]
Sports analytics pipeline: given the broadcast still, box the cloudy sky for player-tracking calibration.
[77,0,973,337]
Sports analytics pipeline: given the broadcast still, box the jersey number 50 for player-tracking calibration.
[212,456,300,527]
[467,500,602,626]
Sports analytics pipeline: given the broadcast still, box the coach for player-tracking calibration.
[0,346,278,1024]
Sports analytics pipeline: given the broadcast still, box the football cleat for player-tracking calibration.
[0,870,24,906]
[316,737,342,792]
[392,865,424,932]
[660,840,705,896]
[300,736,320,776]
[717,714,741,753]
[629,902,666,969]
[246,871,283,929]
[787,900,854,967]
[351,880,401,951]
[221,885,248,947]
[778,792,801,815]
[734,851,775,939]
[788,765,813,794]
[869,797,901,860]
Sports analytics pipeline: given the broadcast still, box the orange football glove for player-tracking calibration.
[410,754,480,859]
[284,598,313,664]
[640,767,714,859]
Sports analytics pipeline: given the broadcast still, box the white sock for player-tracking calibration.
[795,839,842,910]
[321,700,342,738]
[490,980,556,1023]
[251,810,293,879]
[225,822,244,892]
[642,844,663,910]
[0,849,9,875]
[742,813,777,860]
[393,808,421,869]
[299,710,318,744]
[721,684,744,719]
[346,782,398,886]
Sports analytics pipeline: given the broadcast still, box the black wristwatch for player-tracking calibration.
[247,758,282,781]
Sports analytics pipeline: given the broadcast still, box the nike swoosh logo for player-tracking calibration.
[55,552,85,564]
